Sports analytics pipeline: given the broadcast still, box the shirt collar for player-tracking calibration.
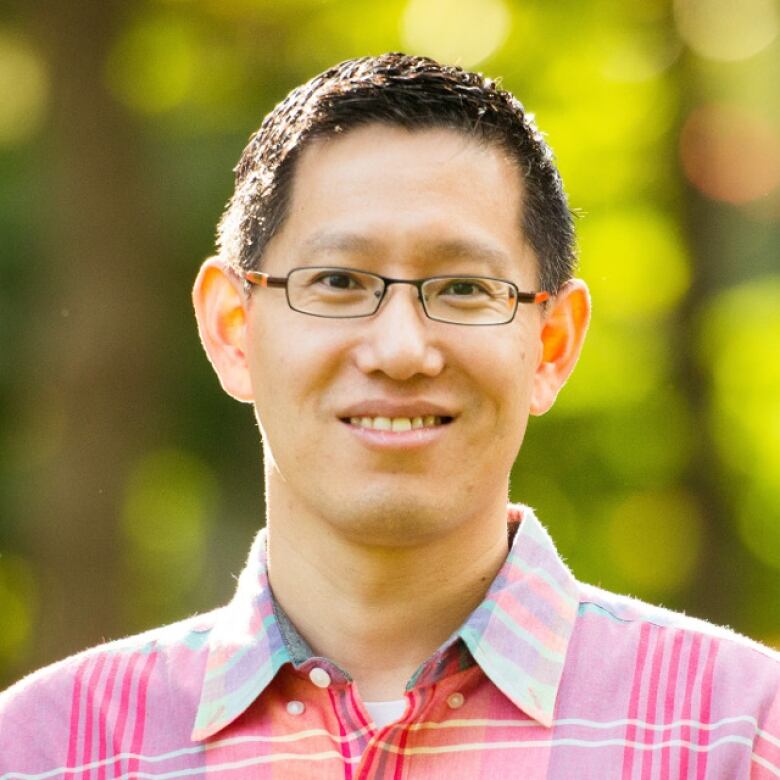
[455,504,580,727]
[191,528,289,740]
[191,505,579,740]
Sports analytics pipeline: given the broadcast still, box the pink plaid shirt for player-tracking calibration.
[1,506,778,778]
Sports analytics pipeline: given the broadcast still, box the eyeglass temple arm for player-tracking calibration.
[244,271,288,288]
[518,291,550,304]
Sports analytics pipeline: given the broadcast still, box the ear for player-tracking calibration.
[529,279,591,416]
[192,257,254,403]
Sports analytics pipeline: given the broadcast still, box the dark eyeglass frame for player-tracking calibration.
[243,266,550,325]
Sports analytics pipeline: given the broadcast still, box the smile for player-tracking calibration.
[346,415,452,432]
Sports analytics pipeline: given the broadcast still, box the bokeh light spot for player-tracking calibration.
[0,31,49,146]
[736,487,780,570]
[699,276,780,494]
[538,75,676,208]
[0,555,37,667]
[674,0,778,61]
[122,447,216,557]
[680,104,780,204]
[105,16,197,114]
[401,0,510,68]
[601,27,682,83]
[579,208,691,320]
[557,321,668,413]
[607,491,702,596]
[120,448,221,625]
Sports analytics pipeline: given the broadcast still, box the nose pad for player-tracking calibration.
[378,280,429,319]
[375,282,425,321]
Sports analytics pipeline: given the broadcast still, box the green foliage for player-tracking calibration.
[1,0,778,687]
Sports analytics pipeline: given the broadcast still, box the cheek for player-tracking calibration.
[247,328,344,426]
[475,342,536,433]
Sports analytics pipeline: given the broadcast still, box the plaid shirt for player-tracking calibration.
[1,506,778,779]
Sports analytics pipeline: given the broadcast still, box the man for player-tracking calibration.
[1,53,777,779]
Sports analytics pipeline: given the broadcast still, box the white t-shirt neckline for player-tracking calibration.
[364,698,407,728]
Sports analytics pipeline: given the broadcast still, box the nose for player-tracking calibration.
[353,284,445,380]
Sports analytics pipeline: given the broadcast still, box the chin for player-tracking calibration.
[323,493,463,548]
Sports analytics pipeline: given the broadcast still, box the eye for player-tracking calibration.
[312,271,364,290]
[440,279,491,297]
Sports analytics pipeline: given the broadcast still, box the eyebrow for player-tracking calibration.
[302,231,376,256]
[300,231,513,275]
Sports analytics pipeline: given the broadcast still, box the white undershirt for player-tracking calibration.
[364,699,407,728]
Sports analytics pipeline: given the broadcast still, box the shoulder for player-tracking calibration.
[1,608,220,707]
[572,582,780,721]
[577,581,779,667]
[0,609,220,774]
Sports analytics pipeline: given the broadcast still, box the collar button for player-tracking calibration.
[309,667,332,688]
[447,692,465,709]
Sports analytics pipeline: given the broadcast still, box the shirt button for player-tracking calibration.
[309,667,332,688]
[287,700,305,716]
[447,692,465,709]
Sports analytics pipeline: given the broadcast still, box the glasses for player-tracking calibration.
[244,266,549,326]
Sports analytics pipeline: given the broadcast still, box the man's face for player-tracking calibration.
[243,124,548,545]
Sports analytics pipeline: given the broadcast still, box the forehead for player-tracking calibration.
[267,124,535,279]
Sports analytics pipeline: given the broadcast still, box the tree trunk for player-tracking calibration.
[19,0,164,673]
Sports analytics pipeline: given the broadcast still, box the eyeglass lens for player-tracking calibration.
[286,267,518,325]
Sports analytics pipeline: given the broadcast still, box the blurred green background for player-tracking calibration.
[1,0,778,688]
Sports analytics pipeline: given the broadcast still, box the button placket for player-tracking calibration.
[286,700,305,716]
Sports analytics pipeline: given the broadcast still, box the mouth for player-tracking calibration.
[341,415,455,432]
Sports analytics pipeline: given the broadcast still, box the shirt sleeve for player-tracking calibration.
[0,659,76,775]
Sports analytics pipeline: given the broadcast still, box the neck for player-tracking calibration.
[265,480,510,702]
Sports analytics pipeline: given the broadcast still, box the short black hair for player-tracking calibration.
[217,52,575,293]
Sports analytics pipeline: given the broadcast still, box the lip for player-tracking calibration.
[337,400,457,419]
[341,417,452,451]
[336,399,458,451]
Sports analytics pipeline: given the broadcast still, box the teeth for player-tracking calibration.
[348,416,445,431]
